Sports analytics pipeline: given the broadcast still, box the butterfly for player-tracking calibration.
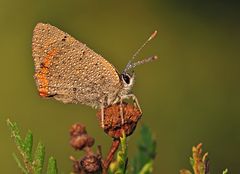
[32,23,157,127]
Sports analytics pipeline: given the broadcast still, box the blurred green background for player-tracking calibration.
[1,0,240,173]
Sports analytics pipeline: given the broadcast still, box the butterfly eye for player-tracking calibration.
[121,73,131,84]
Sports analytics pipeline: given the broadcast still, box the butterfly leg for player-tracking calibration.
[128,94,142,113]
[119,98,124,125]
[118,94,142,125]
[100,104,105,128]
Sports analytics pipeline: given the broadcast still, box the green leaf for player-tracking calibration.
[7,119,24,151]
[131,125,156,174]
[24,130,33,162]
[116,133,128,174]
[139,160,153,174]
[222,168,228,174]
[109,132,128,174]
[189,157,194,167]
[47,157,58,174]
[33,142,45,174]
[12,153,28,174]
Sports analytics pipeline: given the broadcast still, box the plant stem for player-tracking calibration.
[102,139,120,174]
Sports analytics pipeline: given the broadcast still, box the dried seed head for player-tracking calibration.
[96,102,142,138]
[70,123,87,136]
[70,123,95,150]
[70,135,95,150]
[80,154,102,174]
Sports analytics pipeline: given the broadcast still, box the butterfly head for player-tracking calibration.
[119,30,158,95]
[120,71,135,92]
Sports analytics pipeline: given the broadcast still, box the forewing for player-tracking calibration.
[32,23,121,105]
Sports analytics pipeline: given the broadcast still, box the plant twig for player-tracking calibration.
[102,139,120,173]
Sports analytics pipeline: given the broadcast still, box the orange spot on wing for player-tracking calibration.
[35,49,57,97]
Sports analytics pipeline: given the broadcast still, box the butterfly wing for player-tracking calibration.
[32,23,122,107]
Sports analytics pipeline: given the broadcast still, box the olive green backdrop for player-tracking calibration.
[1,0,239,173]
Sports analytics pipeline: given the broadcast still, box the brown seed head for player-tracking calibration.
[70,123,95,150]
[96,102,142,138]
[80,154,102,174]
[70,123,87,136]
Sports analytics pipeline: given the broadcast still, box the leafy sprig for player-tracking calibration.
[7,119,58,174]
[180,143,228,174]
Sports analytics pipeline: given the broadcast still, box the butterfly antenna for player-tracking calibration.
[124,30,158,72]
[130,55,158,69]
